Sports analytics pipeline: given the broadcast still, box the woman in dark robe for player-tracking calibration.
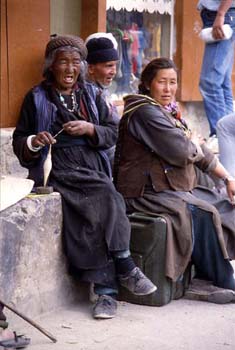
[114,57,235,303]
[12,35,156,319]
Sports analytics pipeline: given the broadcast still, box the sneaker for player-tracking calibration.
[119,267,157,296]
[93,295,117,319]
[184,278,235,304]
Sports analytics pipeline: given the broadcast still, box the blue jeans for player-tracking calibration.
[217,112,235,176]
[199,8,235,136]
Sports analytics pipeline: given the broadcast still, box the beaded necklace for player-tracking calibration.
[58,91,78,112]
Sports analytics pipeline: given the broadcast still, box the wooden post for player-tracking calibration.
[0,0,9,127]
[80,0,106,40]
[0,0,50,127]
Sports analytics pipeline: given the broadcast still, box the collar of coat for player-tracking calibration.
[123,93,191,138]
[123,94,161,116]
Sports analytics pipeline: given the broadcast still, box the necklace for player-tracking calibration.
[58,91,78,112]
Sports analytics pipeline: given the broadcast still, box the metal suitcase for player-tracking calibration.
[118,212,189,306]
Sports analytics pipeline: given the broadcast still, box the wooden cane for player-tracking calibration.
[0,299,57,343]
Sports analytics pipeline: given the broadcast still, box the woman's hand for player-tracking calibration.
[210,161,235,204]
[63,120,95,138]
[31,131,56,148]
[190,133,205,146]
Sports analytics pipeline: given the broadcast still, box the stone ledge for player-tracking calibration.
[0,193,88,319]
[0,128,28,177]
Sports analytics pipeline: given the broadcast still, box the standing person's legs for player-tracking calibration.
[199,8,235,136]
[199,39,233,136]
[222,43,235,114]
[224,9,235,112]
[217,113,235,176]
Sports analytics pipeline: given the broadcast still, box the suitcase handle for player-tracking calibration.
[128,212,166,226]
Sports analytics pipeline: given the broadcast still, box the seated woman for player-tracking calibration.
[113,57,235,303]
[12,35,156,319]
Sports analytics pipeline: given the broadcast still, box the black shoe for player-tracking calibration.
[93,295,117,319]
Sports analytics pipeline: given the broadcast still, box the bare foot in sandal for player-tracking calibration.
[0,329,30,349]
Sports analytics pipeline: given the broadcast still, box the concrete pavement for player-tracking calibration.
[7,296,235,350]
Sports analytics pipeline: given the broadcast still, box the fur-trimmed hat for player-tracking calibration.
[45,34,87,60]
[85,33,118,64]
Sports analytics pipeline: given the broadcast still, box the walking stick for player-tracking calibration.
[0,299,57,343]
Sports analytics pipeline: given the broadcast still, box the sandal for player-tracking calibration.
[0,321,8,330]
[0,332,30,349]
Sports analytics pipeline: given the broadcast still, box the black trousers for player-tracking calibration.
[189,204,235,290]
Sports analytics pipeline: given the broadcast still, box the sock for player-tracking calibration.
[114,256,136,276]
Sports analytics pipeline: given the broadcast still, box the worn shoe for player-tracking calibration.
[93,295,117,319]
[119,267,157,296]
[184,278,235,304]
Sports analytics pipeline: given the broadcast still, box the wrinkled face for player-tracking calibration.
[149,68,178,106]
[88,61,117,87]
[50,50,81,93]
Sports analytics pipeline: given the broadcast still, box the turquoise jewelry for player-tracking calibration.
[58,91,78,112]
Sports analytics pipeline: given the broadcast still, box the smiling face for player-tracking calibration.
[50,50,81,94]
[88,61,117,87]
[149,68,178,106]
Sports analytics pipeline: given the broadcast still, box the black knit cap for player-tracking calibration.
[45,35,87,60]
[86,37,118,64]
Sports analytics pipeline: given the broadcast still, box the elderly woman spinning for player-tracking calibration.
[114,57,235,303]
[12,35,156,319]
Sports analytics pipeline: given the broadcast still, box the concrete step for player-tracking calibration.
[0,193,87,319]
